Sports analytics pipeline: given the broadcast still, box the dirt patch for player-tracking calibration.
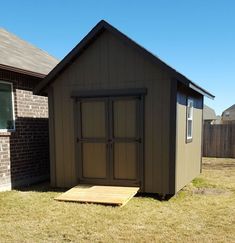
[193,188,231,195]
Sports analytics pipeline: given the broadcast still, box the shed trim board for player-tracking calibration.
[71,88,147,99]
[200,96,204,173]
[48,87,56,186]
[74,91,145,189]
[34,20,214,100]
[169,79,177,194]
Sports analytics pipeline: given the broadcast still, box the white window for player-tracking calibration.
[186,98,193,141]
[0,81,15,132]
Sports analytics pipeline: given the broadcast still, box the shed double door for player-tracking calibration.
[77,96,143,187]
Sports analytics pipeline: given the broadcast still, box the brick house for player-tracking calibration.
[0,28,58,191]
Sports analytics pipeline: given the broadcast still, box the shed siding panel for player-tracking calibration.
[175,88,203,192]
[51,30,172,193]
[158,75,171,193]
[53,80,65,187]
[62,90,77,187]
[144,82,153,191]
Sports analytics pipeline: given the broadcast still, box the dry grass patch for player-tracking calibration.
[0,157,235,242]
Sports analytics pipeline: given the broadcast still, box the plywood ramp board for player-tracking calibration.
[55,185,139,206]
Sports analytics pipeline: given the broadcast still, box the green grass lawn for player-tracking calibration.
[0,158,235,242]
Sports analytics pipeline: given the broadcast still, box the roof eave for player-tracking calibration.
[189,82,215,100]
[0,63,46,78]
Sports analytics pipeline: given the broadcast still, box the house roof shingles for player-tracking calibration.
[221,104,235,121]
[223,104,235,113]
[203,105,217,120]
[0,28,59,76]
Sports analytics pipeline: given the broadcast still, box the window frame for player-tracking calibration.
[186,97,193,143]
[0,81,15,132]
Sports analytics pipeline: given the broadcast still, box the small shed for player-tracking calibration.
[35,20,214,195]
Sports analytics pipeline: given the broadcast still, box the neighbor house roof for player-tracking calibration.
[222,104,235,114]
[0,28,59,77]
[221,104,235,120]
[203,105,217,120]
[34,20,215,99]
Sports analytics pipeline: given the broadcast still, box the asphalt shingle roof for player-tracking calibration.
[0,28,59,75]
[203,105,217,120]
[223,104,235,113]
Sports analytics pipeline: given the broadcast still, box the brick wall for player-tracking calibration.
[0,69,49,191]
[0,137,11,188]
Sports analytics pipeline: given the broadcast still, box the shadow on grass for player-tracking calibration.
[136,192,174,201]
[15,182,175,201]
[14,181,67,193]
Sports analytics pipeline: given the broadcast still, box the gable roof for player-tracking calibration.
[222,104,235,115]
[0,28,59,77]
[34,20,214,99]
[203,105,217,120]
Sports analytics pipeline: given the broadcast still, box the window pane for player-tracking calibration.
[0,83,14,130]
[186,98,193,141]
[187,99,193,119]
[187,107,192,119]
[187,120,192,138]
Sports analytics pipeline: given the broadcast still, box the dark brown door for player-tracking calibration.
[77,96,143,186]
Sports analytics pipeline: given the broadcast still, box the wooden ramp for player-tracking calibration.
[55,184,139,206]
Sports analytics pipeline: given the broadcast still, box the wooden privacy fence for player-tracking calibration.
[203,123,235,158]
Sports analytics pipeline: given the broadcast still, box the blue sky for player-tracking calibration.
[1,1,234,115]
